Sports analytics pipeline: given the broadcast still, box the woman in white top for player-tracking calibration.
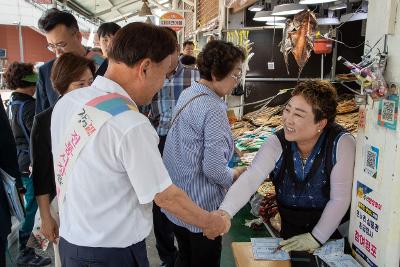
[219,80,356,253]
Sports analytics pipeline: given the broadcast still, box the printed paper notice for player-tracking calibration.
[318,254,362,267]
[314,239,344,257]
[313,238,362,267]
[250,238,290,261]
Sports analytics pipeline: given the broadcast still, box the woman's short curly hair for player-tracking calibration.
[4,62,36,90]
[292,80,338,125]
[197,40,245,81]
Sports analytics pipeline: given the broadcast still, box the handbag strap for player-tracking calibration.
[170,93,207,127]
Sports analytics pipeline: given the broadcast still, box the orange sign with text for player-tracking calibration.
[160,12,185,32]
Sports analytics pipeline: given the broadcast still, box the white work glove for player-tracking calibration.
[279,233,321,253]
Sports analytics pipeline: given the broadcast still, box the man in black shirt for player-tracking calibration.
[95,22,121,80]
[0,93,21,267]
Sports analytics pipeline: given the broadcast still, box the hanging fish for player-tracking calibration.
[279,19,295,74]
[290,10,317,77]
[279,10,317,78]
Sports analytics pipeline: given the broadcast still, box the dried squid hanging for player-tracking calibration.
[279,10,317,78]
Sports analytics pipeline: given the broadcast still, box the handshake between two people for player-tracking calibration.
[202,210,231,240]
[200,166,247,239]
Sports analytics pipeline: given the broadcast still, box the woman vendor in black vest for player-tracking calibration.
[217,80,356,253]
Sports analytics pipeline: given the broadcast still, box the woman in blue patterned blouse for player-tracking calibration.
[162,40,246,267]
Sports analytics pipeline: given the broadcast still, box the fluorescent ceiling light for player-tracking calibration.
[266,22,286,26]
[329,1,347,10]
[248,3,264,12]
[271,4,307,16]
[340,12,367,22]
[249,6,263,11]
[316,17,340,25]
[253,11,286,22]
[300,0,336,4]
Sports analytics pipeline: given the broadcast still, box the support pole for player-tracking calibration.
[18,23,24,62]
[321,54,324,80]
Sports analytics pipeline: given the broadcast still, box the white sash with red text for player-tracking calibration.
[54,92,138,212]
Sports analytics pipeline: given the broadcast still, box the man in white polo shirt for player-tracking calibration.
[50,22,229,267]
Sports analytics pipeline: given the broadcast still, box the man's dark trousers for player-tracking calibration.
[59,237,149,267]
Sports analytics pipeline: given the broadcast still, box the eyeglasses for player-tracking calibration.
[46,42,68,53]
[231,72,242,83]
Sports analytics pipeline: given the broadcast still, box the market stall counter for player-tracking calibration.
[221,205,322,267]
[221,204,270,267]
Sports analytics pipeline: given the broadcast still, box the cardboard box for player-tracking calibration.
[232,242,291,267]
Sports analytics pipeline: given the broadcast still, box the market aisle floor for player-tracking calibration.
[6,205,267,267]
[6,230,245,267]
[6,229,161,267]
[6,225,241,267]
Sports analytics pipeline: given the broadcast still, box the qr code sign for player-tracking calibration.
[366,150,377,171]
[364,145,379,178]
[381,99,395,123]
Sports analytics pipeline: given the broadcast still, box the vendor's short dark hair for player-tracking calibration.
[51,53,95,95]
[197,40,245,81]
[183,41,194,47]
[97,22,121,38]
[38,8,79,33]
[4,62,36,90]
[292,80,338,125]
[108,23,176,67]
[180,55,196,66]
